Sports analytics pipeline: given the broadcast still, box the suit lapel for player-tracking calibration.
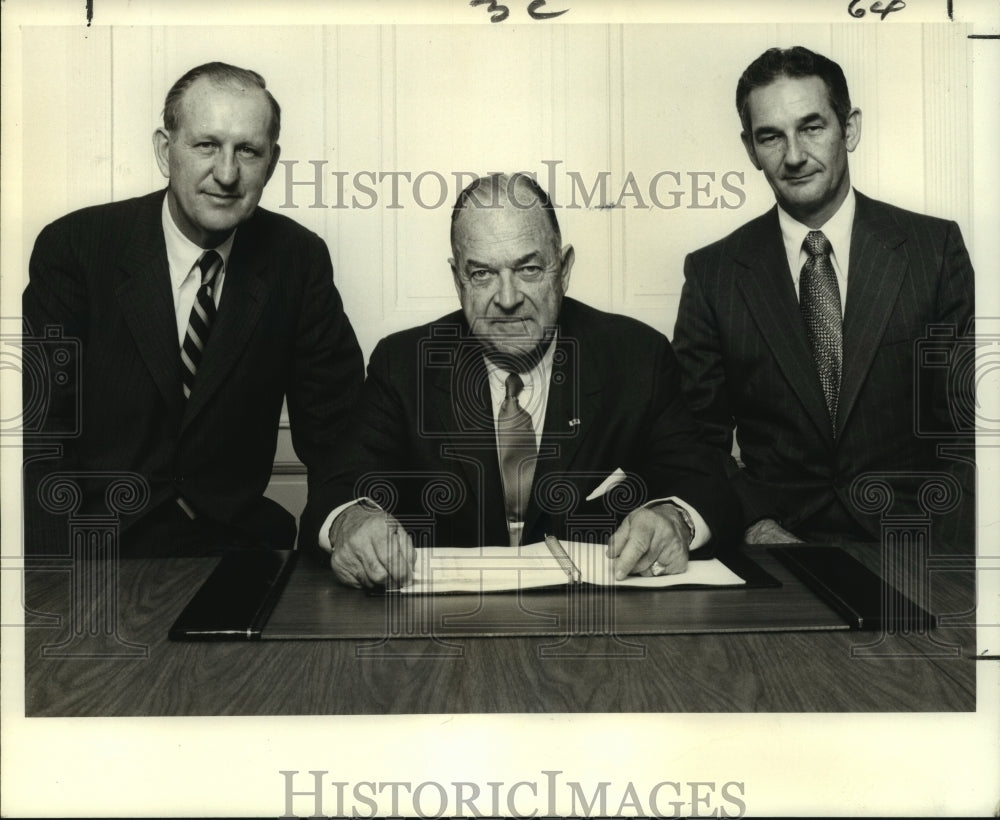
[732,209,834,440]
[181,215,271,431]
[522,304,603,538]
[430,330,509,543]
[115,192,185,418]
[837,192,908,435]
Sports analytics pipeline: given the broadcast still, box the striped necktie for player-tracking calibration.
[180,250,222,399]
[800,230,842,431]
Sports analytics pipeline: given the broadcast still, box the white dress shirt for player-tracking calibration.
[161,195,235,346]
[777,187,855,312]
[483,337,557,452]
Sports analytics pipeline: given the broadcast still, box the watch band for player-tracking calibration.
[647,499,696,546]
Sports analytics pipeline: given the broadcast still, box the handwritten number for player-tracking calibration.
[848,0,906,20]
[470,0,510,23]
[470,0,569,22]
[527,0,569,20]
[875,0,907,19]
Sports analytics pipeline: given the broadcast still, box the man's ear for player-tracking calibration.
[449,257,462,298]
[153,128,171,178]
[741,131,762,171]
[559,244,575,293]
[844,108,862,153]
[264,142,282,184]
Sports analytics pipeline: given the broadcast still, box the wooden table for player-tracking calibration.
[22,547,977,716]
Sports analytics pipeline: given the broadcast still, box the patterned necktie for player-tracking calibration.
[800,230,842,431]
[180,250,222,399]
[497,372,537,547]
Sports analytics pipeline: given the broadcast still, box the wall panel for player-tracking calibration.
[22,27,113,259]
[618,25,777,334]
[923,25,971,229]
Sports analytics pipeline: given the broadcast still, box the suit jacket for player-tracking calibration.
[672,191,975,548]
[23,190,364,554]
[300,297,741,554]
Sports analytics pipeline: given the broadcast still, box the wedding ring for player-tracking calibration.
[650,561,669,576]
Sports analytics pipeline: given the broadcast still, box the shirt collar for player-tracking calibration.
[484,333,558,414]
[161,193,236,291]
[777,187,856,272]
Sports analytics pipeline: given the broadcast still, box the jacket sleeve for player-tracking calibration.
[672,252,780,530]
[297,336,404,557]
[927,220,976,549]
[285,231,364,490]
[642,328,743,551]
[21,219,89,553]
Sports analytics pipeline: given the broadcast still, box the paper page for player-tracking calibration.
[562,541,746,588]
[397,542,745,593]
[398,544,571,594]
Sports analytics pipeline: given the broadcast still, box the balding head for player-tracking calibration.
[448,174,573,368]
[451,173,561,254]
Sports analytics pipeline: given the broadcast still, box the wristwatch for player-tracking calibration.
[647,501,695,576]
[355,497,383,514]
[647,500,695,545]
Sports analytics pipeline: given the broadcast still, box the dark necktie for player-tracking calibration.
[180,250,222,400]
[497,372,537,547]
[800,230,842,431]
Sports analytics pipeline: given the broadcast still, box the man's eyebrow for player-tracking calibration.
[752,124,781,139]
[512,252,542,267]
[753,111,826,139]
[796,112,825,126]
[463,252,542,270]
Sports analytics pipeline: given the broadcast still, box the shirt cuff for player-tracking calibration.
[645,496,710,551]
[318,497,381,553]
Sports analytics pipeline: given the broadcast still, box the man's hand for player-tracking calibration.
[328,504,416,588]
[744,518,802,544]
[607,504,692,581]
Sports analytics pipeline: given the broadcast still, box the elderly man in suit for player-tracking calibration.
[22,62,364,555]
[301,173,740,588]
[672,46,975,548]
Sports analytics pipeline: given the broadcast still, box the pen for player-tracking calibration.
[544,533,580,584]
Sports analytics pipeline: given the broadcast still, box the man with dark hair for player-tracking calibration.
[23,62,364,555]
[735,46,853,136]
[672,46,975,548]
[301,173,740,588]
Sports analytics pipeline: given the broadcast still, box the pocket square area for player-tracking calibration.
[585,468,627,501]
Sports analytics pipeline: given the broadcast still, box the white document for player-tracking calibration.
[399,541,745,595]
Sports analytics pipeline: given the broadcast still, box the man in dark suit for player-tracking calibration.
[22,62,364,556]
[300,173,740,588]
[672,47,975,548]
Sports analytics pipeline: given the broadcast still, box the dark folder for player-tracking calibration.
[769,545,936,631]
[169,550,298,641]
